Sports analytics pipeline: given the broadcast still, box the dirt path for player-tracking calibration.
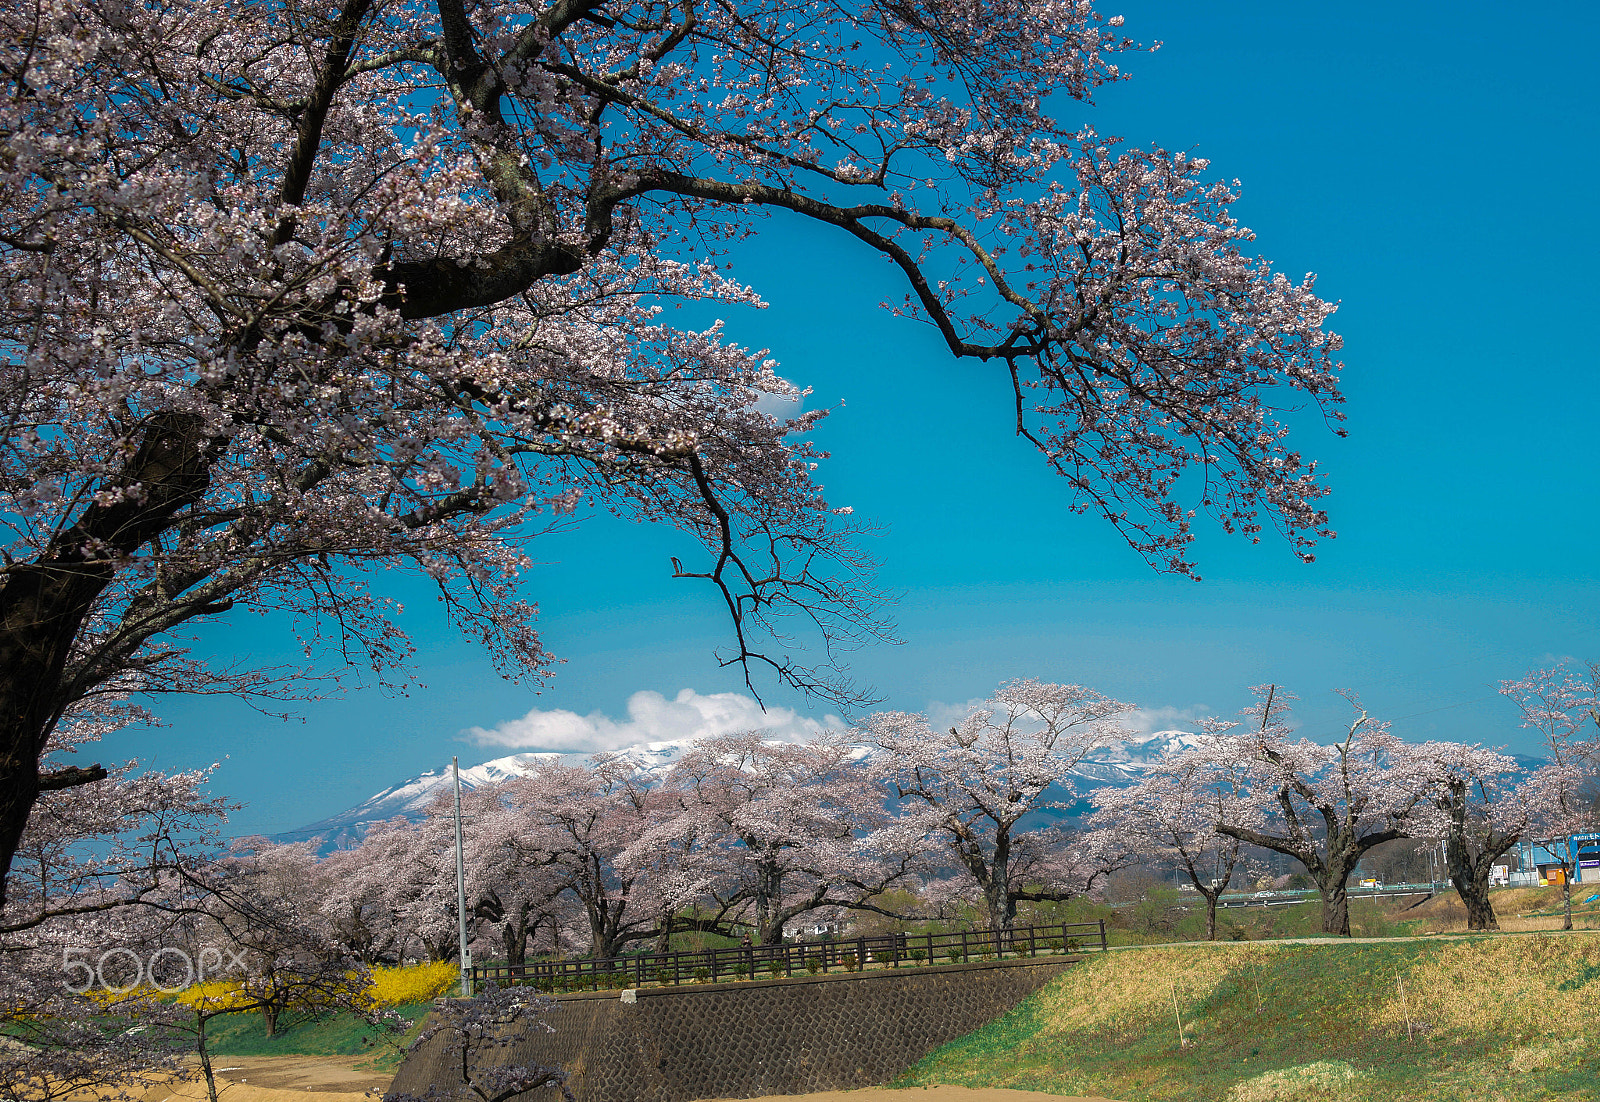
[135,1055,392,1102]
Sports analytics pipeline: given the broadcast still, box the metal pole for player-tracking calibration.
[454,757,472,998]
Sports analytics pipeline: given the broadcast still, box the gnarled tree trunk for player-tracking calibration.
[0,412,216,905]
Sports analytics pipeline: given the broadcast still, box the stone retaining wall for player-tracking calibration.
[388,957,1076,1102]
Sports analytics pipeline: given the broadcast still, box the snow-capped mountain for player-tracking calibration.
[270,731,1199,850]
[269,740,705,849]
[1068,730,1213,785]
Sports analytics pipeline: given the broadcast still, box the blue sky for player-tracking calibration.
[111,1,1600,836]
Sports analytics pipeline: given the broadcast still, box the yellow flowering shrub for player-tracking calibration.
[363,961,458,1008]
[173,979,254,1012]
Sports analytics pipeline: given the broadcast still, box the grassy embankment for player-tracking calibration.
[197,1002,431,1071]
[1018,885,1600,946]
[896,926,1600,1102]
[162,961,456,1071]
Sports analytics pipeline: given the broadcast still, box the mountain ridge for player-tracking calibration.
[268,731,1205,850]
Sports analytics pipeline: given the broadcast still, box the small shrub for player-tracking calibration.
[1047,939,1063,952]
[806,955,823,975]
[655,967,673,985]
[692,966,711,983]
[909,948,927,964]
[945,947,962,963]
[841,952,859,972]
[1063,938,1083,953]
[732,963,751,979]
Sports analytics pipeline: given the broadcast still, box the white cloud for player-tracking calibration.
[752,387,801,418]
[1119,704,1210,736]
[461,688,843,753]
[922,696,993,732]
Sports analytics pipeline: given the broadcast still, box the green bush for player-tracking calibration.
[909,948,927,964]
[655,966,674,985]
[692,966,711,983]
[842,952,859,972]
[806,955,823,974]
[1063,938,1083,953]
[732,963,752,979]
[946,947,962,963]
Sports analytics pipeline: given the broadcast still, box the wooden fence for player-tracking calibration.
[471,920,1107,992]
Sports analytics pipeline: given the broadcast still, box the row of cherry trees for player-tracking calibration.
[245,670,1600,967]
[1093,669,1600,938]
[277,680,1131,966]
[5,669,1596,1095]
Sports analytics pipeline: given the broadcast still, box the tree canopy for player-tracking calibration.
[0,0,1346,897]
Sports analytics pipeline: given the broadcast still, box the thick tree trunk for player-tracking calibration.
[0,412,215,904]
[1218,816,1396,937]
[1204,893,1219,941]
[502,904,529,966]
[982,848,1014,933]
[1563,873,1574,931]
[754,860,781,946]
[1462,886,1499,931]
[1444,839,1502,932]
[1320,880,1350,936]
[1438,778,1515,932]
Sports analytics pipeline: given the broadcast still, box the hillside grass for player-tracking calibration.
[199,1002,431,1071]
[1013,886,1600,947]
[893,933,1600,1102]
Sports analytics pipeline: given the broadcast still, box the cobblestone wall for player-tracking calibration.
[388,957,1074,1102]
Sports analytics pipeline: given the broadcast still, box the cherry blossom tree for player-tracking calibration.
[640,731,911,945]
[1407,742,1536,932]
[1212,686,1429,936]
[1501,665,1600,930]
[458,790,567,966]
[1087,732,1258,940]
[316,838,417,964]
[496,755,708,959]
[0,0,1347,902]
[862,678,1134,932]
[156,848,396,1102]
[0,713,231,1098]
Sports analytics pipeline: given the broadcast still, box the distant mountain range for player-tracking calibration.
[267,730,1209,850]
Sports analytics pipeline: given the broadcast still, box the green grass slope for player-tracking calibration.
[201,1003,431,1069]
[894,934,1600,1102]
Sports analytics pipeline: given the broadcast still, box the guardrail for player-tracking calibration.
[471,920,1107,992]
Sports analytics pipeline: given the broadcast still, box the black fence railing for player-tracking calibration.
[471,920,1107,993]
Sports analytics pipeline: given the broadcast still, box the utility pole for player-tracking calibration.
[454,757,472,998]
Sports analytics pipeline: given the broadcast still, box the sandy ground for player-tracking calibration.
[131,1055,391,1102]
[115,1060,1128,1102]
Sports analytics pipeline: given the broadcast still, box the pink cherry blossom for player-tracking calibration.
[0,1,1345,903]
